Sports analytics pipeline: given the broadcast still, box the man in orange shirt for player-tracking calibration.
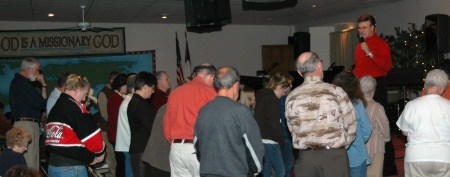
[163,63,217,177]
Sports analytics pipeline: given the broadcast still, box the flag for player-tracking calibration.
[176,32,184,86]
[184,31,192,80]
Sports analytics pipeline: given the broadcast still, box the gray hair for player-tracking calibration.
[296,52,321,76]
[20,57,40,71]
[360,76,377,96]
[213,66,240,90]
[155,71,167,80]
[425,69,448,88]
[126,74,137,94]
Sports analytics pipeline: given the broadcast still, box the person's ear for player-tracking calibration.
[233,82,239,89]
[317,61,323,71]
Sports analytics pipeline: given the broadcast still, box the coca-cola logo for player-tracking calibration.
[46,125,63,139]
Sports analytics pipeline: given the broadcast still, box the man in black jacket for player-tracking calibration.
[127,71,157,177]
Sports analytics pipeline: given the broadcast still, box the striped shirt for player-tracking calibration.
[364,97,390,155]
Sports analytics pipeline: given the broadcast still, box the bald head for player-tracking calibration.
[295,52,323,77]
[298,52,313,64]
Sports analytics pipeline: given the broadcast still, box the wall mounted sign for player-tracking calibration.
[0,28,125,57]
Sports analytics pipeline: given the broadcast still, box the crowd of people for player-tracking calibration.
[1,13,450,177]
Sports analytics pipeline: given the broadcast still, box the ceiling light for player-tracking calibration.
[48,13,55,17]
[161,14,170,19]
[312,4,317,8]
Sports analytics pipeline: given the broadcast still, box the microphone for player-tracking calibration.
[327,62,336,71]
[358,34,365,43]
[266,62,279,74]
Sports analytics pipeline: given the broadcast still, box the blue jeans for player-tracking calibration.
[281,141,294,177]
[262,143,285,177]
[48,165,88,177]
[350,160,367,177]
[123,152,134,177]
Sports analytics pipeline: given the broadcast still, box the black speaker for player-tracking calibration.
[289,32,310,60]
[184,0,231,29]
[425,14,450,53]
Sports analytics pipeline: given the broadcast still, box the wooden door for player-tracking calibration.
[262,45,295,75]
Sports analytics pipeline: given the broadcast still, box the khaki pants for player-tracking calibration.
[14,120,40,170]
[102,131,116,177]
[367,153,384,177]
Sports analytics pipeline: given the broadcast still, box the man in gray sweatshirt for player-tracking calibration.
[194,66,264,177]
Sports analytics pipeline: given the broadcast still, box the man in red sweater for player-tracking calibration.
[163,64,217,177]
[354,14,396,176]
[149,71,171,112]
[354,14,392,108]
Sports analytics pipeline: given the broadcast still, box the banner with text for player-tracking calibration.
[0,28,125,57]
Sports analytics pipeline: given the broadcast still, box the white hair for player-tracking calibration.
[20,57,40,71]
[360,76,377,96]
[425,69,448,88]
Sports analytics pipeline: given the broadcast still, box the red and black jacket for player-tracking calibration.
[46,93,106,165]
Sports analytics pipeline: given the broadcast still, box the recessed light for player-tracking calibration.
[312,4,317,8]
[48,13,55,17]
[161,14,170,19]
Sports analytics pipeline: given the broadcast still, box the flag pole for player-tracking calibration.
[176,32,184,86]
[184,31,192,81]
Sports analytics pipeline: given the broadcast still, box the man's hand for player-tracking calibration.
[361,42,374,58]
[37,74,47,87]
[90,153,106,165]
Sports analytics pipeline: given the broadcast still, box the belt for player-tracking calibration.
[303,146,340,151]
[173,139,193,143]
[15,118,39,123]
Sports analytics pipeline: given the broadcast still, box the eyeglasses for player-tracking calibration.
[23,144,28,148]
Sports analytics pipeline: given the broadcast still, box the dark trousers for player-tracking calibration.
[130,152,146,177]
[374,76,388,110]
[110,142,125,177]
[294,148,349,177]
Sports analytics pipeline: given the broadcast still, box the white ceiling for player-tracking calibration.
[0,0,402,26]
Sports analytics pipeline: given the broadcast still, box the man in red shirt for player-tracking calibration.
[163,63,217,177]
[354,14,392,109]
[354,14,396,176]
[149,71,171,112]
